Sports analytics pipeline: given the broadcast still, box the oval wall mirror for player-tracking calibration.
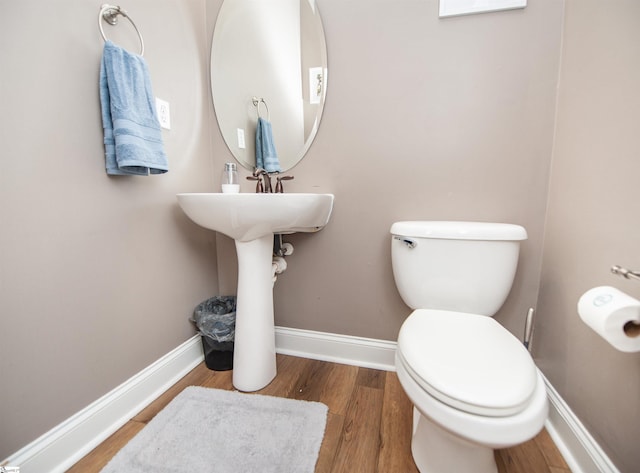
[211,0,328,172]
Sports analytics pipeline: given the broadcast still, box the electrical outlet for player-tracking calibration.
[237,128,246,149]
[155,97,171,130]
[309,67,323,104]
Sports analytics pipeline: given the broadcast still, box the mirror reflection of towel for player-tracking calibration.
[256,117,281,173]
[100,40,168,175]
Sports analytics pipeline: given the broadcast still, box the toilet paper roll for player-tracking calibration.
[578,286,640,352]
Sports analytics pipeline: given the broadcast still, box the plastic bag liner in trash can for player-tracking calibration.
[191,296,236,371]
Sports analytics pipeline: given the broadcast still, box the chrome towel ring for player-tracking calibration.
[98,4,145,56]
[252,97,270,121]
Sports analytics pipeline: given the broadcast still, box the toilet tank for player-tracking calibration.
[390,221,527,316]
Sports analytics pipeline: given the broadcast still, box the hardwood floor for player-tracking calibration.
[67,355,571,473]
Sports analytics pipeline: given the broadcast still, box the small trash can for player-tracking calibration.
[192,296,236,371]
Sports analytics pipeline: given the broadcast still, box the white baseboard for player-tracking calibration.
[542,374,620,473]
[4,328,619,473]
[274,326,397,371]
[4,335,204,473]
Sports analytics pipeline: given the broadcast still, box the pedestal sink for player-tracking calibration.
[176,193,334,391]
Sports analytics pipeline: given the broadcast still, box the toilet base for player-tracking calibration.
[412,407,498,473]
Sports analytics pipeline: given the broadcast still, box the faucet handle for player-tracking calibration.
[275,175,294,193]
[246,175,263,193]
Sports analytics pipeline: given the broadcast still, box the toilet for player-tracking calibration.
[390,221,548,473]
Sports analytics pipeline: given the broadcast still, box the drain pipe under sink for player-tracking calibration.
[272,256,287,284]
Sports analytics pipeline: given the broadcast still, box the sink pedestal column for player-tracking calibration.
[232,233,277,391]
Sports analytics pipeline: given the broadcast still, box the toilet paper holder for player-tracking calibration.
[611,265,640,282]
[610,266,640,338]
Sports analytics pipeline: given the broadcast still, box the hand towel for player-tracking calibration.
[100,40,168,175]
[255,117,281,173]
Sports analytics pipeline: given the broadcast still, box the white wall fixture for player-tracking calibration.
[155,97,171,130]
[176,193,335,392]
[439,0,526,18]
[309,67,323,104]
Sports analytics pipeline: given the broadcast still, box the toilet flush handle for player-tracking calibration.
[394,236,417,249]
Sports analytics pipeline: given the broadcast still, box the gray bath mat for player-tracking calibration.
[100,386,328,473]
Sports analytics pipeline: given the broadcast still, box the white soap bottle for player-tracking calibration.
[221,162,240,193]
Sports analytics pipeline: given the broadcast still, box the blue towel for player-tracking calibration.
[100,40,168,175]
[255,117,281,173]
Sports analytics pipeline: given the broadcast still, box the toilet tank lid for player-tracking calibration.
[390,221,527,240]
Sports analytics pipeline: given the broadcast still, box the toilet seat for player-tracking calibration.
[395,351,549,449]
[398,309,538,417]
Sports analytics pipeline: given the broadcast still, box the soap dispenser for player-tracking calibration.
[221,162,239,193]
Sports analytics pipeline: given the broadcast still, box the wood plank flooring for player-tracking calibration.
[67,355,571,473]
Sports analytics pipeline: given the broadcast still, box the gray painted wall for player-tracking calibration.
[211,0,563,345]
[535,2,640,472]
[2,1,639,471]
[0,0,219,458]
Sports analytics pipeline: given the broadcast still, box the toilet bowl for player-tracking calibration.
[390,222,548,473]
[396,310,548,473]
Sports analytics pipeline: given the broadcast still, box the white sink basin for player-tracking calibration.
[176,193,334,242]
[176,192,334,392]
